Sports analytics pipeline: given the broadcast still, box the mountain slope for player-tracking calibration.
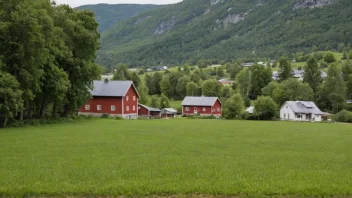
[97,0,352,68]
[77,4,163,32]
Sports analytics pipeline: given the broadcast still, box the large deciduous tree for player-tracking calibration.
[250,64,272,99]
[303,56,322,92]
[278,57,293,81]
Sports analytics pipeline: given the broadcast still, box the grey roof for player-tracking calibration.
[139,104,161,112]
[182,96,220,107]
[91,80,138,97]
[162,108,178,113]
[283,101,324,115]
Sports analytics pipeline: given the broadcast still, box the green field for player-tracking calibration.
[0,119,351,197]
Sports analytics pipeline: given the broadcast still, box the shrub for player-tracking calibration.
[101,114,110,118]
[335,110,352,123]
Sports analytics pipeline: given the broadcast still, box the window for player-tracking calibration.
[111,105,116,112]
[217,108,220,112]
[85,105,90,111]
[126,106,129,111]
[97,105,102,111]
[133,105,136,111]
[126,96,129,101]
[286,106,288,108]
[133,96,136,101]
[186,107,190,111]
[284,113,286,118]
[203,107,206,112]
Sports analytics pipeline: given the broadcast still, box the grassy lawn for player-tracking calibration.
[169,100,182,110]
[0,119,352,197]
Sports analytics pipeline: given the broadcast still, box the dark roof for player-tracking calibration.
[91,80,139,97]
[139,104,161,112]
[182,96,221,107]
[162,108,178,114]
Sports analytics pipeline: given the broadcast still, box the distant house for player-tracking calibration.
[241,62,255,67]
[346,100,352,104]
[181,96,222,117]
[161,108,178,118]
[246,106,255,114]
[154,66,168,71]
[280,101,326,122]
[138,104,161,118]
[273,70,327,81]
[218,78,234,85]
[78,80,140,119]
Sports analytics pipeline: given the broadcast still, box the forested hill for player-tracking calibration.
[97,0,352,69]
[77,4,163,32]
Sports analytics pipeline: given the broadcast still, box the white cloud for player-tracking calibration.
[54,0,183,7]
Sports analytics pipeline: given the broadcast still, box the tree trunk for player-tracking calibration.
[3,116,8,128]
[20,110,24,121]
[27,101,32,119]
[52,100,57,118]
[62,104,70,117]
[40,97,46,118]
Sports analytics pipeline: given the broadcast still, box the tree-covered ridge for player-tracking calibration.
[97,0,352,68]
[0,0,101,127]
[77,4,163,32]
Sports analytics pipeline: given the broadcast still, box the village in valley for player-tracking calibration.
[1,0,352,197]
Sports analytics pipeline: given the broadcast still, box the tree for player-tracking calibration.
[348,50,352,60]
[254,96,277,120]
[150,95,160,108]
[303,56,322,92]
[235,68,251,100]
[128,72,141,88]
[341,60,352,82]
[202,79,222,97]
[197,59,207,68]
[278,57,293,81]
[186,81,200,96]
[228,63,242,79]
[138,83,149,105]
[0,71,23,127]
[176,75,191,99]
[146,72,163,95]
[262,81,280,97]
[316,63,346,113]
[220,86,235,100]
[113,64,129,80]
[347,74,352,100]
[160,75,173,98]
[223,94,245,119]
[323,52,336,63]
[159,94,170,109]
[250,64,272,99]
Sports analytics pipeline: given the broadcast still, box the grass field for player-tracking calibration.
[0,119,351,197]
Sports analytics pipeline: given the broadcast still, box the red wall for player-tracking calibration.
[138,105,149,116]
[79,85,139,115]
[79,97,123,114]
[183,99,222,116]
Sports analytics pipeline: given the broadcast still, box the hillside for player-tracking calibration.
[97,0,352,68]
[77,4,163,32]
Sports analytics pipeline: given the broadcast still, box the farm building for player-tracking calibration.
[78,80,140,119]
[280,101,326,122]
[161,108,178,118]
[138,104,161,118]
[181,96,222,117]
[218,78,234,85]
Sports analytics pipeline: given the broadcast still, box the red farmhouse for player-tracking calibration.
[78,80,140,119]
[181,96,222,117]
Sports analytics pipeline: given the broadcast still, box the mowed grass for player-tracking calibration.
[0,119,352,197]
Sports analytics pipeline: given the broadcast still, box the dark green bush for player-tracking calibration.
[335,110,352,123]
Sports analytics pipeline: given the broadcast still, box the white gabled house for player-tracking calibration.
[280,101,325,122]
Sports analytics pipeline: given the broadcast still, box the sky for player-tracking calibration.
[54,0,183,7]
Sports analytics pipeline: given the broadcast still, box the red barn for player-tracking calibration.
[181,96,222,117]
[138,104,161,118]
[78,80,140,119]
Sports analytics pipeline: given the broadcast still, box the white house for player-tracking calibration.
[280,101,325,122]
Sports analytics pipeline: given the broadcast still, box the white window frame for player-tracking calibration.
[133,105,136,111]
[133,96,136,101]
[97,105,102,111]
[203,107,206,112]
[85,105,90,111]
[186,107,190,111]
[126,96,129,101]
[217,108,220,112]
[126,106,130,111]
[111,105,116,112]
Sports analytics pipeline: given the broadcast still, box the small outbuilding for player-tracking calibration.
[181,96,222,117]
[138,104,161,119]
[161,108,178,118]
[280,101,325,122]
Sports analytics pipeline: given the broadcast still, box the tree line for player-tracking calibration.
[0,0,101,127]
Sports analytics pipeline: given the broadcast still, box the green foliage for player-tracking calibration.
[186,81,200,96]
[323,52,336,63]
[278,57,293,81]
[159,94,170,109]
[160,75,173,98]
[150,95,160,108]
[235,68,251,100]
[138,83,149,105]
[316,63,346,113]
[335,110,352,123]
[254,96,278,120]
[303,56,322,92]
[176,75,191,99]
[223,94,245,119]
[250,64,272,99]
[202,79,222,97]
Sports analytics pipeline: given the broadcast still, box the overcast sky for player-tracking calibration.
[54,0,183,7]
